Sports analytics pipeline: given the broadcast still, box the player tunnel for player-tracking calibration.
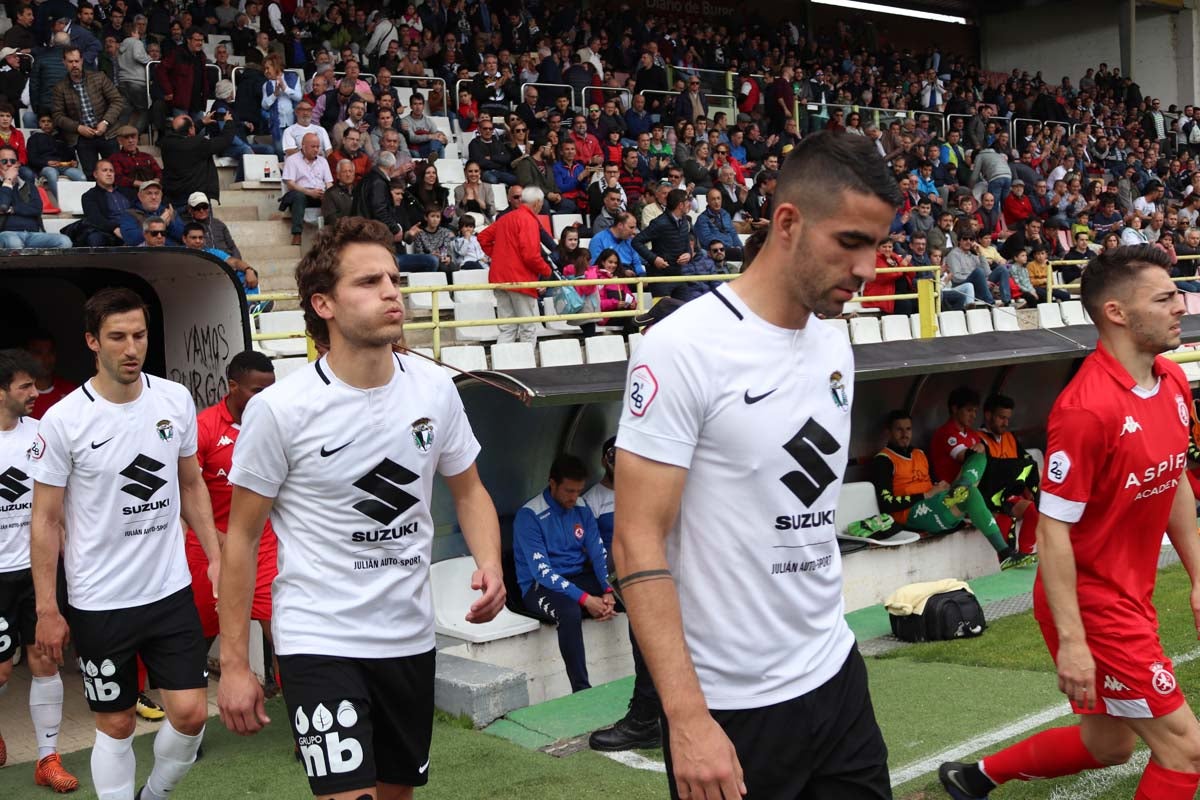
[0,249,252,410]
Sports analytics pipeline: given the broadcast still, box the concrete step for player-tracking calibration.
[213,204,259,221]
[227,220,295,247]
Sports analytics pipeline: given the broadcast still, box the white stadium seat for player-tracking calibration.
[406,272,454,312]
[256,311,307,358]
[453,303,500,342]
[822,318,850,339]
[489,342,537,370]
[431,557,540,643]
[938,310,968,337]
[540,296,576,332]
[992,306,1021,331]
[452,267,496,306]
[1060,300,1088,326]
[436,159,466,184]
[965,308,994,334]
[440,345,487,372]
[584,335,626,363]
[627,332,644,353]
[849,317,881,344]
[538,339,583,367]
[55,180,94,215]
[834,482,882,536]
[551,214,583,238]
[1037,303,1064,329]
[242,154,280,182]
[880,315,911,342]
[270,357,309,380]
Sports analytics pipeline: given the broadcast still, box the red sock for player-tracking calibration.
[1135,761,1200,800]
[982,726,1104,785]
[1017,501,1039,554]
[137,656,147,693]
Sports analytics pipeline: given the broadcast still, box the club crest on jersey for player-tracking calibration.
[829,371,848,411]
[574,523,584,540]
[1177,394,1190,427]
[1151,662,1177,695]
[411,417,435,453]
[156,419,174,441]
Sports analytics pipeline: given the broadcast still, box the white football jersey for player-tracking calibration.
[617,286,856,710]
[28,375,197,611]
[229,353,481,658]
[0,417,35,573]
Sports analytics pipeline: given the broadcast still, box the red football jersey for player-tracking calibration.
[31,376,76,419]
[1034,343,1191,635]
[930,418,981,483]
[187,398,275,542]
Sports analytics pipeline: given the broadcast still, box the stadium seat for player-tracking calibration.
[627,331,643,353]
[440,345,487,372]
[1026,448,1044,481]
[538,338,583,367]
[406,272,454,312]
[584,335,626,363]
[540,297,577,332]
[1037,303,1064,329]
[1185,293,1200,316]
[431,557,541,643]
[270,357,309,380]
[242,154,280,182]
[43,217,73,234]
[822,318,850,339]
[848,317,881,344]
[937,311,968,337]
[841,300,880,316]
[490,341,536,370]
[1179,351,1200,383]
[965,308,994,334]
[1060,300,1087,326]
[451,267,496,306]
[55,180,94,215]
[992,306,1021,331]
[833,482,881,536]
[491,183,508,211]
[411,347,435,359]
[256,310,308,358]
[880,315,911,342]
[437,159,466,184]
[551,214,583,237]
[453,303,500,342]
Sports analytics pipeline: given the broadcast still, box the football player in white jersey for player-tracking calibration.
[615,131,903,800]
[30,288,223,800]
[218,217,507,800]
[0,349,79,792]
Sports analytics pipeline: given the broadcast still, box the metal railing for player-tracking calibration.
[1045,252,1200,298]
[385,74,450,117]
[582,86,632,112]
[801,103,945,140]
[520,81,576,110]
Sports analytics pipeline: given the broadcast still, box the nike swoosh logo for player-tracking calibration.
[418,757,430,774]
[320,440,354,457]
[90,437,114,449]
[743,388,777,404]
[45,732,57,738]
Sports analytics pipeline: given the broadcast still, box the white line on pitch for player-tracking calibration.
[890,646,1200,788]
[1046,750,1150,800]
[599,750,668,773]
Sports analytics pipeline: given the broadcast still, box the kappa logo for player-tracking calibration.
[353,459,420,525]
[294,700,364,779]
[1103,674,1130,693]
[79,658,121,703]
[216,435,234,448]
[1151,662,1177,695]
[119,455,167,501]
[0,466,30,503]
[1121,416,1142,436]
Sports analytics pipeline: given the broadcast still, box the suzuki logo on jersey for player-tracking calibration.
[1120,416,1142,436]
[294,701,364,778]
[0,466,30,503]
[119,455,168,504]
[79,658,121,703]
[780,418,841,506]
[353,459,419,525]
[774,510,836,530]
[1103,675,1130,693]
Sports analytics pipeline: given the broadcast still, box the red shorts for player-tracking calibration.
[1040,619,1185,719]
[185,530,277,639]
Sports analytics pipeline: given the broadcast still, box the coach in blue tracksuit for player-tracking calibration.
[514,453,614,692]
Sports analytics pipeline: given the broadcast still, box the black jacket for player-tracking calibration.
[633,210,692,276]
[353,168,423,236]
[160,125,234,206]
[467,135,512,173]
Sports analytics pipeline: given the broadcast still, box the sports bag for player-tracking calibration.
[887,584,986,643]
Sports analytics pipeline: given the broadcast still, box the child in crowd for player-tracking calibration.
[1026,244,1071,303]
[450,215,488,270]
[412,206,456,272]
[456,89,479,132]
[1007,249,1040,307]
[26,113,85,199]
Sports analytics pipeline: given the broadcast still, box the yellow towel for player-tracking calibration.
[885,579,974,616]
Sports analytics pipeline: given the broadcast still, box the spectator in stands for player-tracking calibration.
[411,206,455,272]
[970,142,1012,207]
[120,179,182,245]
[331,99,375,156]
[514,453,614,694]
[1007,249,1040,308]
[1001,181,1033,229]
[412,161,449,214]
[30,32,69,120]
[26,112,84,200]
[468,120,515,185]
[160,112,233,208]
[946,227,1001,307]
[633,187,692,299]
[454,161,496,223]
[743,168,775,231]
[693,187,743,261]
[477,185,553,343]
[514,137,574,213]
[183,192,240,258]
[138,215,167,247]
[59,11,100,70]
[552,226,585,270]
[51,45,124,173]
[321,158,356,226]
[589,211,642,277]
[0,145,69,248]
[863,240,915,315]
[259,54,302,160]
[182,220,258,289]
[78,158,127,246]
[109,124,160,202]
[281,99,330,156]
[449,216,488,271]
[569,113,603,167]
[1027,244,1070,303]
[978,394,1041,558]
[400,92,446,160]
[156,26,209,120]
[1134,180,1163,222]
[591,186,624,236]
[678,235,729,302]
[314,76,357,130]
[327,126,369,184]
[5,6,36,54]
[280,132,332,246]
[871,410,1033,570]
[357,154,434,271]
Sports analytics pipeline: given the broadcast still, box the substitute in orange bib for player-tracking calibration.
[941,245,1200,800]
[187,351,277,654]
[976,394,1040,557]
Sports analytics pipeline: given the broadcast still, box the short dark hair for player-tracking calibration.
[183,221,205,238]
[410,91,425,103]
[295,217,397,347]
[227,349,274,382]
[549,453,587,483]
[84,287,148,338]
[983,394,1015,415]
[0,347,40,391]
[775,131,901,220]
[948,386,981,412]
[884,409,911,428]
[666,188,689,210]
[1081,244,1175,322]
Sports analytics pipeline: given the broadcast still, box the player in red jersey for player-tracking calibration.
[941,245,1200,800]
[25,331,75,420]
[185,352,278,667]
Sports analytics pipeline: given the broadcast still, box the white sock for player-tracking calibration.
[91,729,136,800]
[144,719,204,800]
[30,673,64,759]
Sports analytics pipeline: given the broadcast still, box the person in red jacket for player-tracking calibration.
[156,26,210,118]
[863,240,915,314]
[477,186,553,343]
[1002,179,1034,227]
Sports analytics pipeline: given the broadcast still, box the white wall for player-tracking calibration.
[1136,8,1179,104]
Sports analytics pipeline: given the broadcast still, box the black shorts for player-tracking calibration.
[69,585,208,713]
[663,644,891,800]
[0,568,35,663]
[279,649,435,796]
